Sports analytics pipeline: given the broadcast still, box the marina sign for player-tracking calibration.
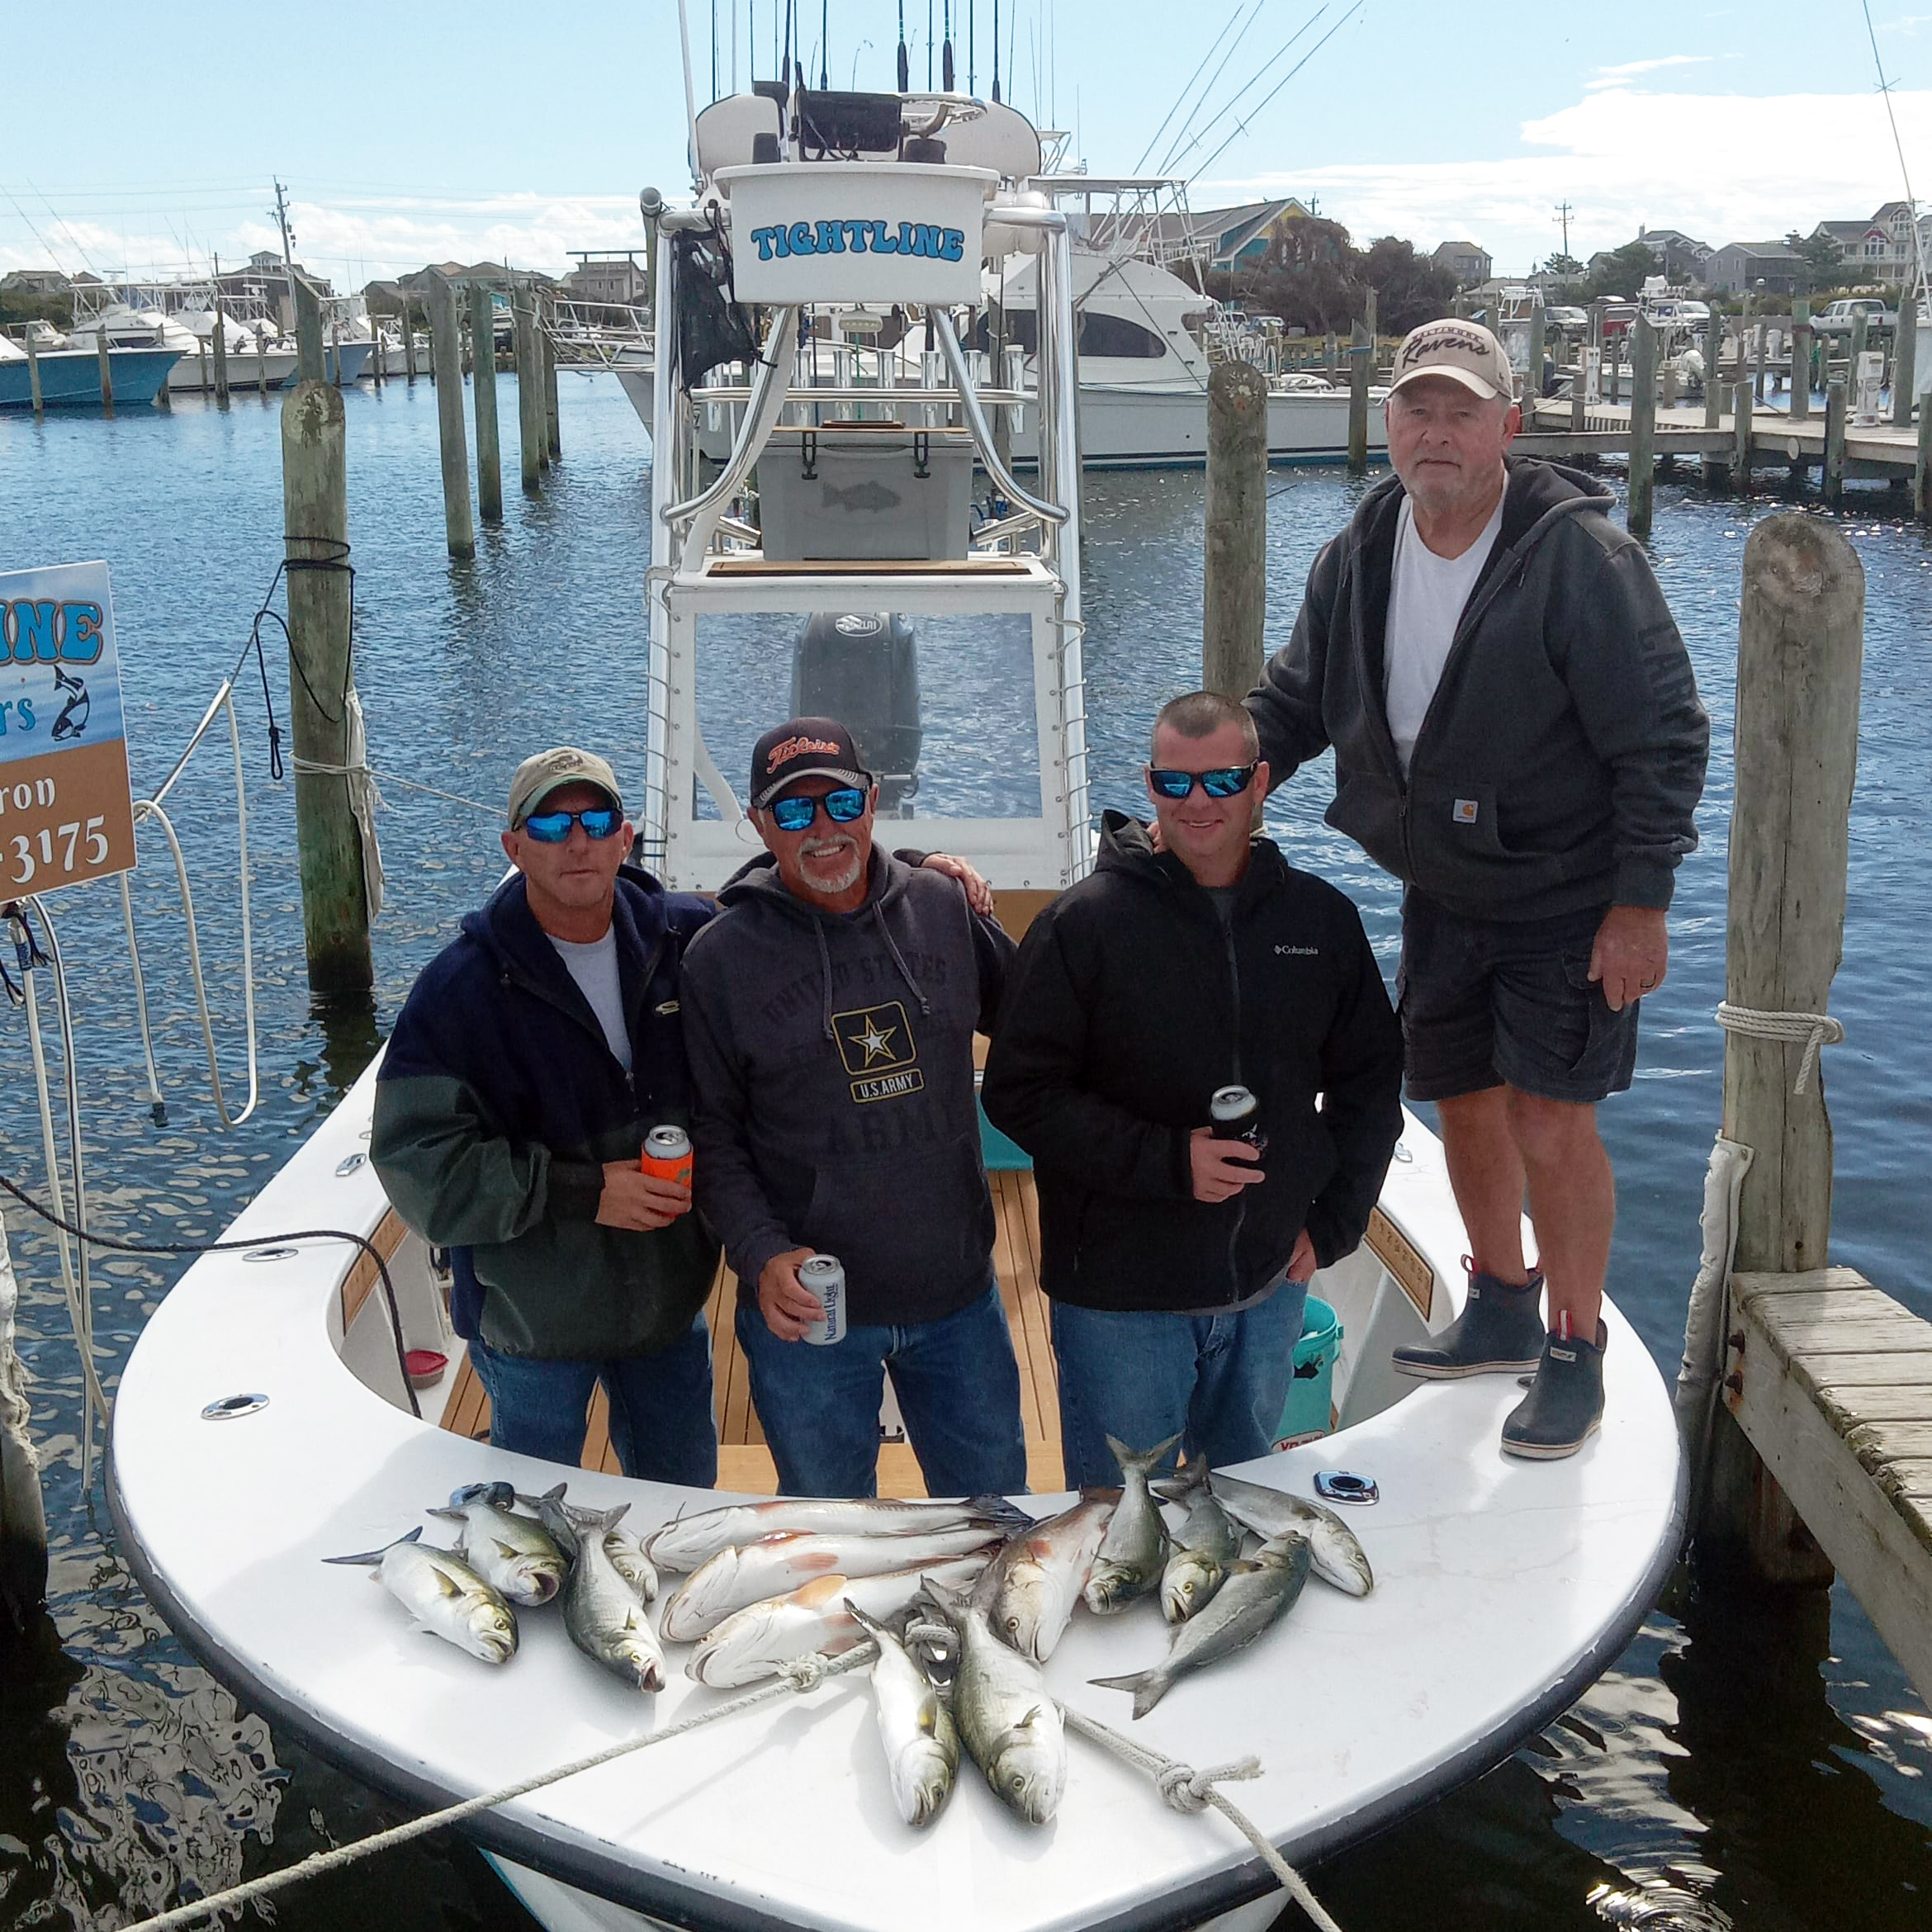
[0,561,136,894]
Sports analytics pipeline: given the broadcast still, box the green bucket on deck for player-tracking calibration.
[1274,1295,1342,1448]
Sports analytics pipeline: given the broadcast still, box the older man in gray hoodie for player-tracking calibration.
[681,717,1027,1499]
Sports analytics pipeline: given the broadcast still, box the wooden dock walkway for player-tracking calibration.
[438,1169,1067,1494]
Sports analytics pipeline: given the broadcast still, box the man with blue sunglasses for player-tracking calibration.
[372,747,722,1484]
[682,717,1029,1499]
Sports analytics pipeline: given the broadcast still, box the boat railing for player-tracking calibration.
[544,297,655,367]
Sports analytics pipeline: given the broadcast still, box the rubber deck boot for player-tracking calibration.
[1390,1265,1546,1380]
[1500,1322,1608,1460]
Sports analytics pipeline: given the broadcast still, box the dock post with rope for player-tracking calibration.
[426,274,477,562]
[1203,362,1268,702]
[280,378,375,993]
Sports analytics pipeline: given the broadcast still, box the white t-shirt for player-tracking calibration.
[1384,490,1507,774]
[548,928,632,1072]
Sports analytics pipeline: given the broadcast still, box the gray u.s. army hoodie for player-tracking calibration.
[680,847,1015,1328]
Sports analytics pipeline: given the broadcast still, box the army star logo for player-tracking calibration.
[853,1016,899,1064]
[832,999,923,1101]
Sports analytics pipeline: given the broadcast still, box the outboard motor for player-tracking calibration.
[791,613,922,814]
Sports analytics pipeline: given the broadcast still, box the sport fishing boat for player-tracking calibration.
[108,80,1683,1932]
[0,330,182,410]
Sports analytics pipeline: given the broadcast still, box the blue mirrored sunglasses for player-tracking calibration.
[521,806,623,843]
[767,786,869,832]
[1146,763,1257,801]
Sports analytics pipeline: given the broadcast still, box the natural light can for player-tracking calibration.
[1210,1084,1268,1156]
[640,1125,694,1187]
[799,1253,847,1347]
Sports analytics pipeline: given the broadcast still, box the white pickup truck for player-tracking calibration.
[1813,297,1896,334]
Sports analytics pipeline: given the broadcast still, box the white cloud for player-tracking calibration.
[1205,84,1932,276]
[1584,55,1712,90]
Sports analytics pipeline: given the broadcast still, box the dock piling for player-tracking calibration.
[257,331,268,397]
[1346,290,1375,476]
[1753,321,1767,404]
[1203,362,1269,701]
[95,331,114,414]
[1526,300,1545,407]
[1892,311,1916,431]
[1824,378,1847,505]
[426,277,476,560]
[293,274,325,386]
[211,291,230,406]
[1627,316,1657,537]
[23,329,42,418]
[1789,299,1811,424]
[1916,389,1932,520]
[517,291,543,492]
[404,302,418,383]
[1695,512,1862,1585]
[280,378,375,994]
[470,282,504,523]
[543,313,561,462]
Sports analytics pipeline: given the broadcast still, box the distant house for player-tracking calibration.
[403,261,547,298]
[1432,239,1492,286]
[1635,226,1712,284]
[1810,202,1922,283]
[1702,240,1807,296]
[565,252,649,306]
[1124,197,1309,271]
[1,268,72,296]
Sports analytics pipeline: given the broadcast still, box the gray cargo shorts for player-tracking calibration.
[1397,891,1641,1105]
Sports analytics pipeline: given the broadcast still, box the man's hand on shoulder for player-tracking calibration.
[758,1246,824,1341]
[1589,904,1669,1013]
[919,851,994,917]
[1189,1127,1266,1203]
[596,1162,692,1231]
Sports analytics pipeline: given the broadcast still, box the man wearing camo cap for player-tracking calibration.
[1245,318,1709,1459]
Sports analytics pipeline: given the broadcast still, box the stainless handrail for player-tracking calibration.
[929,310,1067,526]
[657,305,801,528]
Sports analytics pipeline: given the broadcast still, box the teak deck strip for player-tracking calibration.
[439,1170,1062,1494]
[338,1211,412,1331]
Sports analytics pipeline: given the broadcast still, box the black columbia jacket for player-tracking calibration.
[980,815,1404,1313]
[1249,457,1708,920]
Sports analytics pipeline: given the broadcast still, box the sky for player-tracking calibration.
[7,2,1932,289]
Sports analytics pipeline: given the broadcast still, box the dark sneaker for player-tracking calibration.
[1500,1323,1607,1460]
[1391,1264,1546,1380]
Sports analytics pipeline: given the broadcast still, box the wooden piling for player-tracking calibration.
[1849,310,1869,393]
[1703,306,1723,431]
[96,331,114,414]
[211,292,230,405]
[1570,346,1588,431]
[1917,387,1932,520]
[280,379,374,994]
[1892,310,1916,430]
[1346,290,1375,476]
[257,330,268,397]
[1735,381,1754,492]
[197,339,210,395]
[293,274,326,386]
[517,293,543,492]
[1753,322,1768,404]
[1695,512,1862,1587]
[22,329,42,417]
[1526,300,1546,407]
[543,319,561,462]
[1203,362,1269,702]
[469,282,503,523]
[1627,316,1657,537]
[426,276,476,560]
[1824,378,1846,505]
[404,301,419,383]
[1789,298,1811,424]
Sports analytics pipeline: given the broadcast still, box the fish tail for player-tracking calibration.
[965,1493,1037,1533]
[842,1598,889,1641]
[1106,1432,1184,1479]
[599,1503,632,1532]
[321,1523,420,1565]
[424,1506,464,1522]
[1089,1668,1168,1718]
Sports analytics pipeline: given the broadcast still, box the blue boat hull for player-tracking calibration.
[0,347,183,410]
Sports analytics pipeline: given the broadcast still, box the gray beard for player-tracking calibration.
[801,841,862,893]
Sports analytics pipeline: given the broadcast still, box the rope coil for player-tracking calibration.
[1714,1002,1845,1094]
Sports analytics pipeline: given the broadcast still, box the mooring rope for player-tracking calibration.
[1713,1002,1845,1095]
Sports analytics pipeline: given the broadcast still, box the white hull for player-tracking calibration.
[165,346,302,393]
[1015,381,1389,469]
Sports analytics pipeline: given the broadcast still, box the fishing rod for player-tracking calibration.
[1182,0,1361,181]
[898,0,909,88]
[1158,1,1325,178]
[992,0,1000,101]
[1134,0,1262,178]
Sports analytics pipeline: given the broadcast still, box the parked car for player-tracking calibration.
[1814,297,1896,334]
[1545,305,1589,329]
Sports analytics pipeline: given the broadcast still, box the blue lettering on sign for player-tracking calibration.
[2,599,107,665]
[743,220,967,263]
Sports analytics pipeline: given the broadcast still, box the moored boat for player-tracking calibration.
[0,333,182,410]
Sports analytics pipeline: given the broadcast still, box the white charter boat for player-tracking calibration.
[108,82,1681,1932]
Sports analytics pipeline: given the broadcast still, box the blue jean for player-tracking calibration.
[1049,1284,1309,1490]
[470,1315,717,1488]
[736,1281,1028,1499]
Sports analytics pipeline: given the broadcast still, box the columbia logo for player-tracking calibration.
[1274,944,1319,956]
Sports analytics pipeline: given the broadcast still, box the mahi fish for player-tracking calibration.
[920,1579,1066,1825]
[1171,1467,1374,1597]
[661,1525,1004,1641]
[972,1489,1115,1661]
[686,1553,992,1686]
[1154,1455,1245,1624]
[643,1494,1030,1574]
[323,1526,519,1664]
[562,1503,666,1692]
[426,1497,568,1606]
[1082,1435,1181,1614]
[845,1599,960,1827]
[1091,1531,1311,1717]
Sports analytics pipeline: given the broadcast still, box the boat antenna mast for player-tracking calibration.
[898,0,909,88]
[942,0,954,89]
[270,180,296,277]
[991,0,1000,101]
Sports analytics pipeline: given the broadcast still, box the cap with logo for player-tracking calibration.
[1387,318,1517,405]
[507,747,623,828]
[750,717,874,810]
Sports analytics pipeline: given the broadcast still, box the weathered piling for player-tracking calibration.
[1203,362,1269,701]
[1916,391,1932,520]
[426,276,476,560]
[280,379,374,994]
[1734,381,1754,492]
[1703,307,1723,430]
[1892,314,1916,431]
[293,274,325,385]
[256,331,269,397]
[1627,316,1657,537]
[1346,290,1376,476]
[1753,321,1768,403]
[1849,309,1869,389]
[1824,378,1847,506]
[95,331,114,413]
[403,304,418,383]
[517,292,543,492]
[1526,301,1546,405]
[1789,299,1811,424]
[543,322,561,462]
[0,1213,49,1631]
[469,282,503,523]
[22,329,42,417]
[1695,513,1861,1586]
[211,292,230,405]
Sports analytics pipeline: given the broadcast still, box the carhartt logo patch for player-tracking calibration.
[1452,799,1479,825]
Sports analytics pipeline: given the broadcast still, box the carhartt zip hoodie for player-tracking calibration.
[680,847,1016,1328]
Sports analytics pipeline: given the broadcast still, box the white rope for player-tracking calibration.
[288,687,385,921]
[105,1641,879,1932]
[290,755,502,821]
[1714,1001,1845,1095]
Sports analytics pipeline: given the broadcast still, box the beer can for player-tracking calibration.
[1209,1084,1268,1156]
[640,1125,694,1188]
[799,1252,847,1347]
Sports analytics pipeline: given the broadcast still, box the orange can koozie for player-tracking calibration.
[641,1125,694,1187]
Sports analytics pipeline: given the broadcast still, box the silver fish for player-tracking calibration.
[920,1579,1065,1825]
[1185,1468,1374,1597]
[687,1554,992,1687]
[1082,1434,1181,1614]
[845,1599,960,1828]
[426,1499,568,1606]
[661,1524,1002,1641]
[973,1490,1115,1661]
[1091,1531,1311,1717]
[562,1503,665,1692]
[518,1482,581,1566]
[643,1494,1029,1574]
[1155,1456,1244,1624]
[323,1526,518,1664]
[599,1528,659,1603]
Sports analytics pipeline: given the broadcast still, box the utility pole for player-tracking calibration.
[270,179,296,276]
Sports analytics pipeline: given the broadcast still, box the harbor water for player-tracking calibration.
[0,375,1926,1930]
